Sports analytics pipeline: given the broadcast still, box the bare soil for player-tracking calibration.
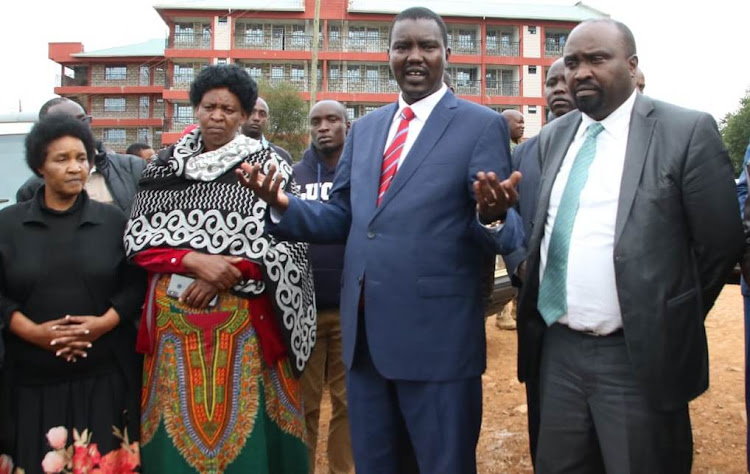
[313,285,747,473]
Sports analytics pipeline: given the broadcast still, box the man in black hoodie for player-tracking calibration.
[295,100,353,474]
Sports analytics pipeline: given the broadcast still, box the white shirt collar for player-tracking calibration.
[396,83,449,123]
[579,88,638,140]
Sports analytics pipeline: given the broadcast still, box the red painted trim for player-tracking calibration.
[55,86,164,95]
[163,90,190,101]
[92,118,163,127]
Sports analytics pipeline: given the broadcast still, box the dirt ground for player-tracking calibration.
[313,284,748,473]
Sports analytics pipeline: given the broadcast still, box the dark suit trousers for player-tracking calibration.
[536,324,693,474]
[346,312,482,474]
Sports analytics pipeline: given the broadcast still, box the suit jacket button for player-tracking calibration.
[367,231,376,239]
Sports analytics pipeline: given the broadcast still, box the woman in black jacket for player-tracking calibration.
[0,116,145,473]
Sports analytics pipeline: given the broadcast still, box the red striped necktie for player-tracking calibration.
[377,107,415,206]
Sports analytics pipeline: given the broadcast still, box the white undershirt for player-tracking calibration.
[385,84,448,169]
[539,90,637,335]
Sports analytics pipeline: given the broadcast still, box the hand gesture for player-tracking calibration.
[50,312,120,362]
[236,163,290,212]
[182,252,243,291]
[474,171,522,224]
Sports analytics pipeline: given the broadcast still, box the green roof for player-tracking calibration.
[154,0,304,11]
[347,1,608,21]
[72,39,165,58]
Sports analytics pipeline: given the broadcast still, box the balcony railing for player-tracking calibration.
[453,80,481,96]
[545,43,564,57]
[327,78,399,94]
[234,34,313,51]
[165,118,196,133]
[326,36,389,53]
[486,42,520,57]
[252,73,317,91]
[170,32,212,50]
[485,81,520,97]
[448,39,480,55]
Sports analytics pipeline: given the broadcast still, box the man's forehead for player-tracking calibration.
[565,24,623,55]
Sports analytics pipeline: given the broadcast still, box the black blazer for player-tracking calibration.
[516,94,744,410]
[503,135,541,281]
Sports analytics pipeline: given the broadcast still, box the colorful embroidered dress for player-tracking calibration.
[125,131,315,473]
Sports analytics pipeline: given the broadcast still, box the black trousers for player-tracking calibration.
[535,324,693,474]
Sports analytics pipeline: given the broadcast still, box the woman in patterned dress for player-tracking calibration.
[124,64,316,473]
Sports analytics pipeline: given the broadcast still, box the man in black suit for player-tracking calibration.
[502,56,575,465]
[513,19,742,473]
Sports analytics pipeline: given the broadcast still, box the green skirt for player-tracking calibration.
[139,276,308,473]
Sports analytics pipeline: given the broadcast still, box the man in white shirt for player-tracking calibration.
[515,19,742,473]
[237,7,522,473]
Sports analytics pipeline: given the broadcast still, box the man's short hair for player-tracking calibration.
[580,19,637,57]
[126,142,153,156]
[38,97,73,120]
[389,7,448,47]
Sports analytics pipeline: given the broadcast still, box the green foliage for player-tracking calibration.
[720,89,750,176]
[256,79,310,161]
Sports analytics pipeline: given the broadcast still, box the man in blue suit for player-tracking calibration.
[238,7,522,473]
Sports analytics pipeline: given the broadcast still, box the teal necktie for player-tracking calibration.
[538,122,605,326]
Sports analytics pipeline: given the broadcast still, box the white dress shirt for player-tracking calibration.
[539,90,638,335]
[386,84,448,170]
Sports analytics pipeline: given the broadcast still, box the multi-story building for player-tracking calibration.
[49,0,606,151]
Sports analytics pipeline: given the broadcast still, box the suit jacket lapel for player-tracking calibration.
[615,94,655,245]
[371,92,457,220]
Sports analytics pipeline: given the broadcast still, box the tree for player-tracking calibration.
[720,88,750,176]
[257,79,310,161]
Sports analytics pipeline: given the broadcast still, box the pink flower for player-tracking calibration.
[0,454,14,474]
[41,451,65,473]
[46,427,69,450]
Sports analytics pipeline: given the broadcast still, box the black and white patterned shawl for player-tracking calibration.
[124,129,316,376]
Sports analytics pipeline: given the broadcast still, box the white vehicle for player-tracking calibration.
[0,112,35,208]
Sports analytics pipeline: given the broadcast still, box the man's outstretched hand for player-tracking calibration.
[474,171,522,224]
[236,162,290,212]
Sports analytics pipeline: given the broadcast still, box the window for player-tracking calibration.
[105,66,127,81]
[528,106,537,114]
[174,104,193,123]
[218,16,227,25]
[137,128,150,143]
[528,26,537,34]
[139,96,150,118]
[529,66,537,74]
[271,66,284,82]
[139,65,150,85]
[217,58,227,65]
[174,65,194,84]
[104,97,126,113]
[291,24,306,48]
[346,106,356,121]
[245,24,264,46]
[103,128,126,143]
[291,65,305,82]
[329,25,341,43]
[245,65,262,79]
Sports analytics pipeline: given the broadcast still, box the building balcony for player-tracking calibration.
[545,43,565,57]
[169,33,212,50]
[453,80,481,96]
[448,39,480,56]
[252,73,319,91]
[326,37,389,53]
[165,118,196,133]
[485,42,520,57]
[327,78,398,94]
[485,81,520,97]
[234,34,313,51]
